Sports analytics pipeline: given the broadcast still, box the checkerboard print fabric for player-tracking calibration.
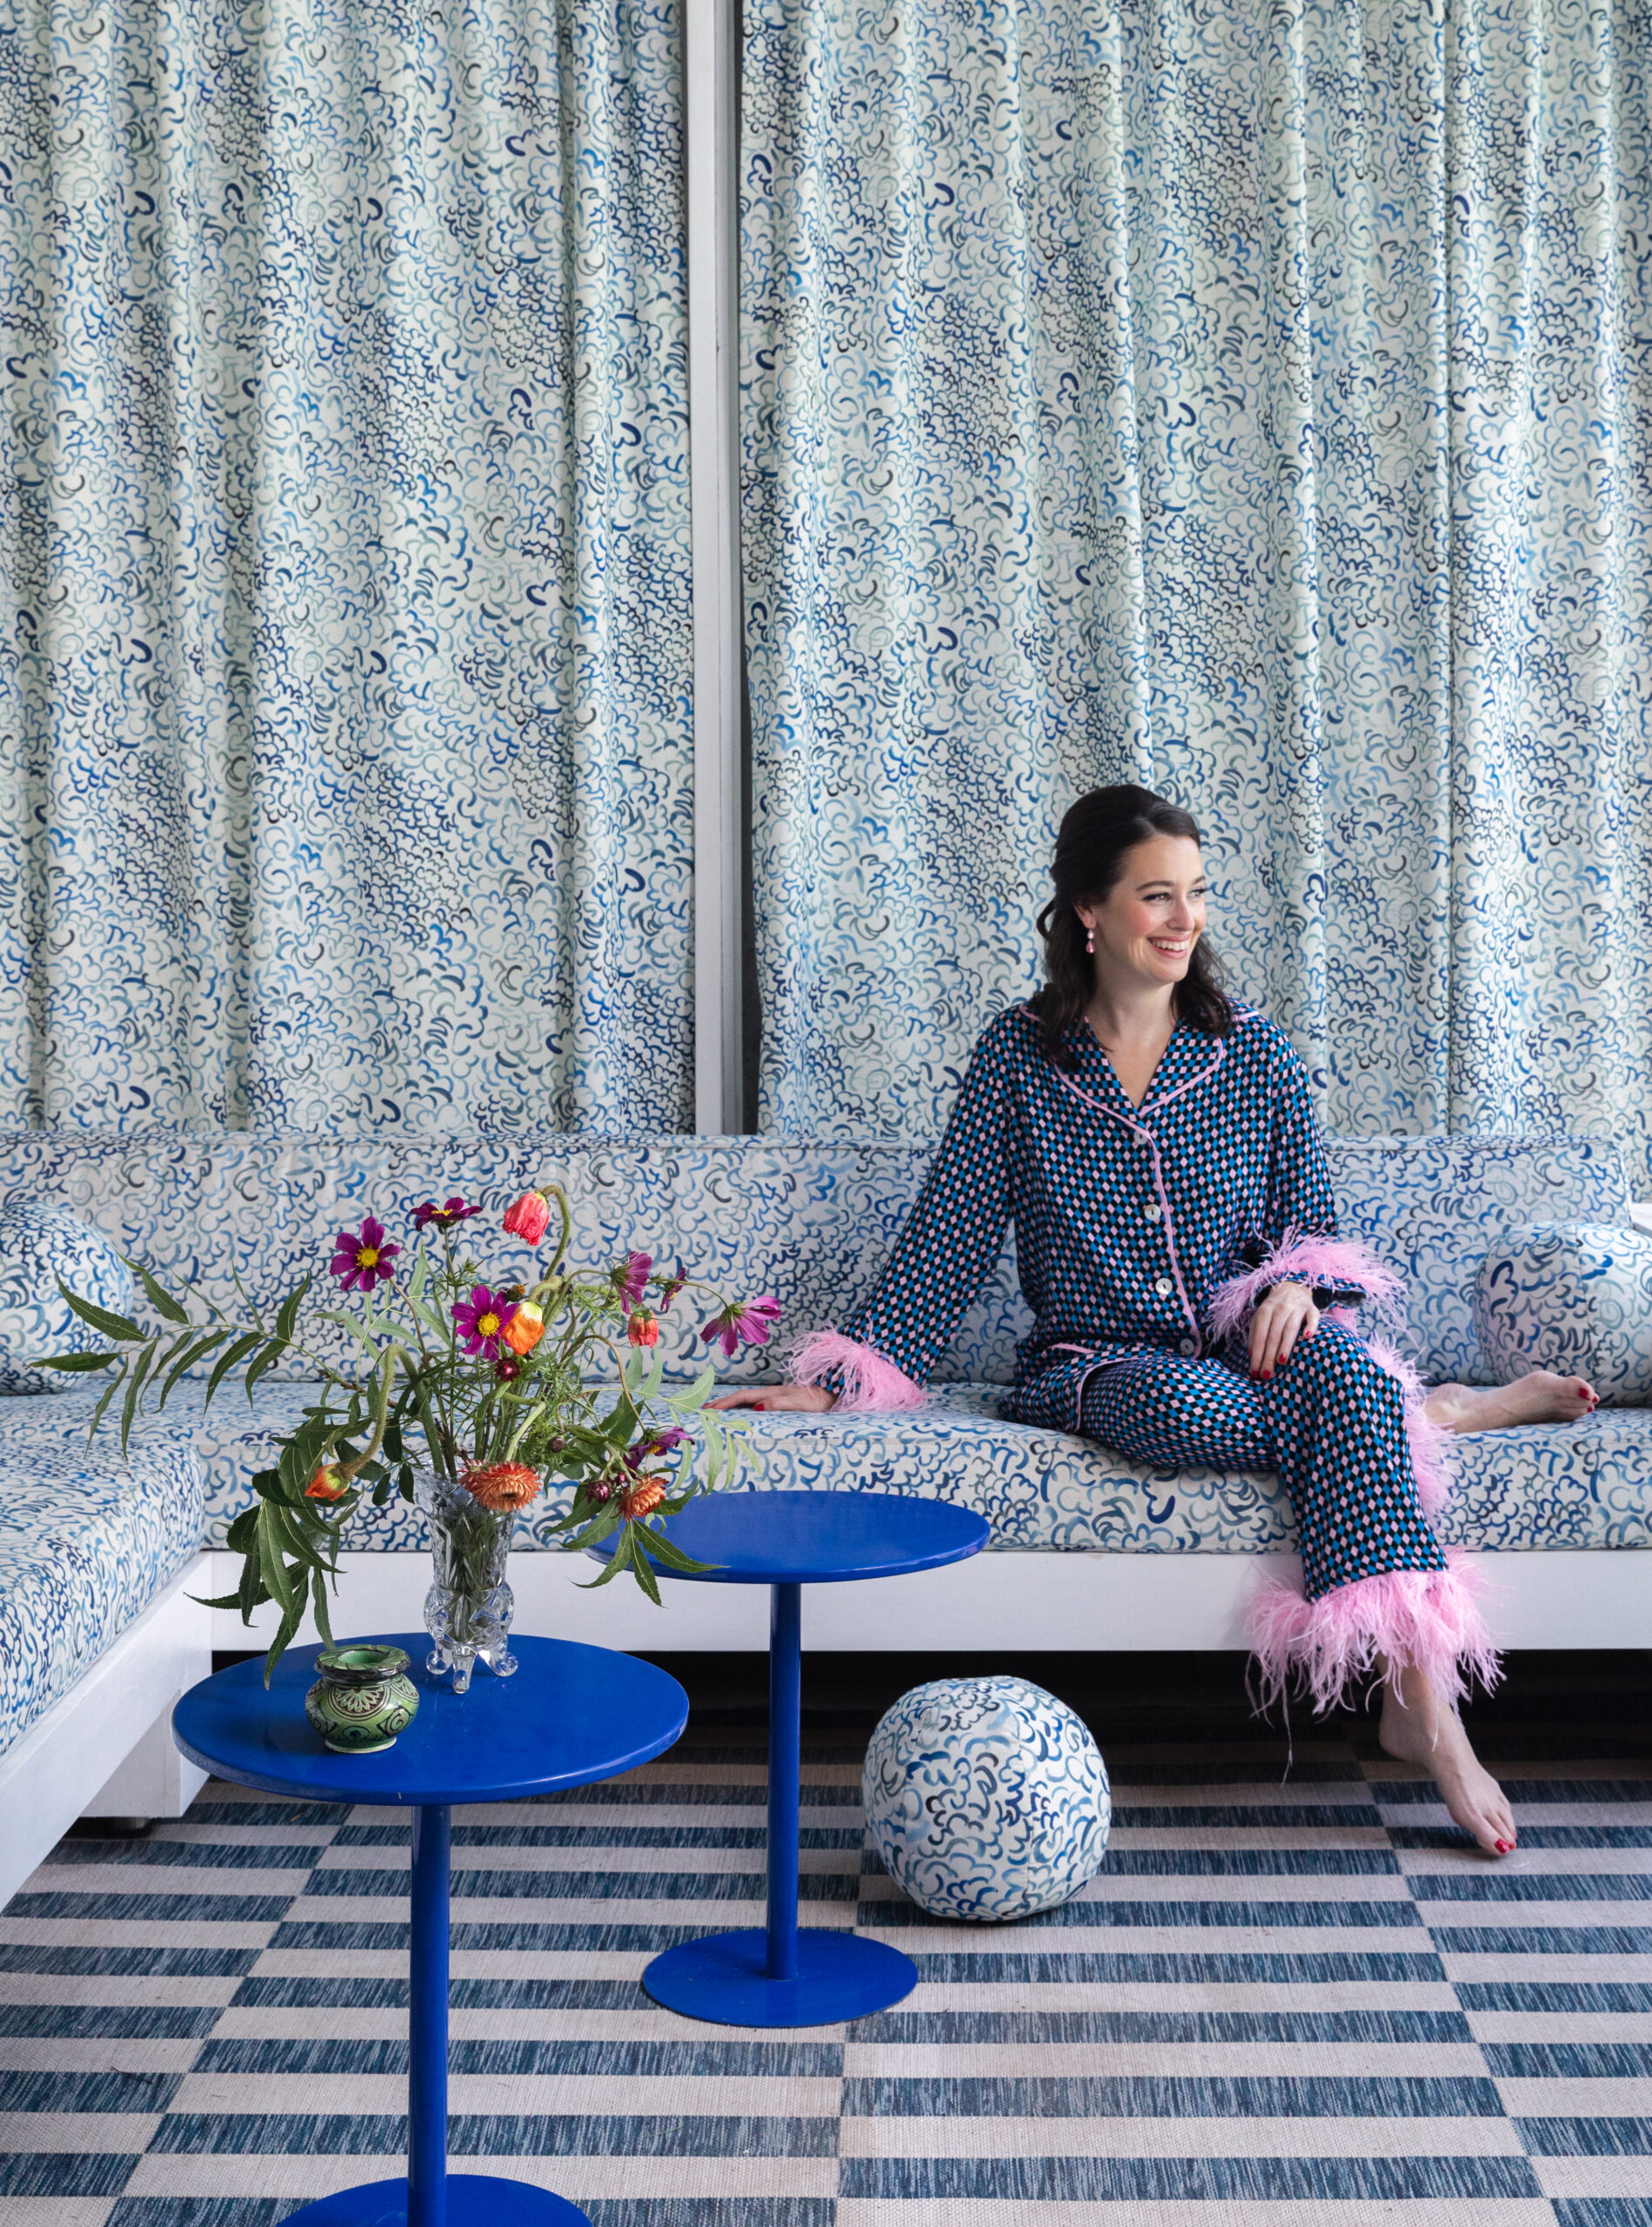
[3,1710,1648,2222]
[822,1004,1455,1621]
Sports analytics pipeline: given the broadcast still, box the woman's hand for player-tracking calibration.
[1248,1283,1320,1381]
[706,1383,837,1413]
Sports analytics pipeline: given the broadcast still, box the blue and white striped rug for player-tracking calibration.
[2,1709,1649,2225]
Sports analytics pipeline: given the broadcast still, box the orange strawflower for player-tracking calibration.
[503,1301,545,1355]
[463,1461,543,1513]
[618,1475,665,1521]
[305,1464,348,1501]
[627,1308,659,1347]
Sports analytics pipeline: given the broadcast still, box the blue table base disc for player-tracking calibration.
[276,2171,590,2225]
[644,1927,917,2027]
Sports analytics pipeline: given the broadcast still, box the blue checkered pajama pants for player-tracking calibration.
[1080,1321,1448,1601]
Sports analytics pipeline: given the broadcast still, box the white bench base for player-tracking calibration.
[207,1546,1652,1656]
[0,1555,212,1910]
[3,1542,1631,1911]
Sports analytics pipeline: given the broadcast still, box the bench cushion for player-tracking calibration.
[23,1380,1649,1561]
[0,1129,1632,1394]
[0,1407,204,1758]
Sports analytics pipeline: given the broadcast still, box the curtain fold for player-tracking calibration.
[1,0,692,1132]
[741,0,1652,1178]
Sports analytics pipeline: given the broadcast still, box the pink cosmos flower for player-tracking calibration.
[503,1190,552,1246]
[657,1259,687,1313]
[613,1251,652,1309]
[451,1284,518,1360]
[413,1198,483,1231]
[330,1216,399,1293]
[700,1294,783,1360]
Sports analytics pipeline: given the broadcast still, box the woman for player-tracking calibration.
[715,786,1598,1856]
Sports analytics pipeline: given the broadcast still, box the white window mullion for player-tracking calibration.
[688,0,745,1134]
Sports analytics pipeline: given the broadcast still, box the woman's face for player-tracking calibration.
[1076,834,1207,993]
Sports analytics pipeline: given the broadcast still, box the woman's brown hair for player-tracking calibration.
[1029,784,1235,1069]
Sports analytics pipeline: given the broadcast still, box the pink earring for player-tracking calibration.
[1085,926,1094,954]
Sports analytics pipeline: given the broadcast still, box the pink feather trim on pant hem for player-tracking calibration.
[1247,1550,1500,1717]
[1208,1228,1406,1341]
[785,1329,927,1411]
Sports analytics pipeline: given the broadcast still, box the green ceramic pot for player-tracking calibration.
[304,1643,420,1754]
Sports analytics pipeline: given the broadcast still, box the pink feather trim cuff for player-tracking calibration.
[785,1329,928,1412]
[1208,1229,1406,1342]
[1247,1550,1500,1717]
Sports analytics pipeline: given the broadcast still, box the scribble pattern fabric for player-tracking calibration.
[0,1201,137,1395]
[1475,1223,1652,1406]
[741,0,1652,1175]
[20,1350,1652,1557]
[0,1124,1631,1385]
[0,1416,203,1757]
[0,0,691,1133]
[3,1125,1642,1557]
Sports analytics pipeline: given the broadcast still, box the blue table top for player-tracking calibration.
[173,1635,688,1806]
[586,1489,991,1585]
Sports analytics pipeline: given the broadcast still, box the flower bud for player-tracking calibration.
[503,1190,552,1246]
[504,1301,545,1355]
[305,1464,347,1501]
[627,1308,659,1348]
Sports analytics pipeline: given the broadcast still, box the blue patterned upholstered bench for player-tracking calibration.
[0,1406,211,1905]
[0,1126,1645,1842]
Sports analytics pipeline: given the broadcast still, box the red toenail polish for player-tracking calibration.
[752,1401,766,1411]
[1495,1839,1511,1851]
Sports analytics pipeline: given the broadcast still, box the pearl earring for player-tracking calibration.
[1085,926,1094,954]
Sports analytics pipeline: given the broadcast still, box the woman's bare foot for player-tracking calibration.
[1423,1373,1597,1433]
[1377,1658,1516,1856]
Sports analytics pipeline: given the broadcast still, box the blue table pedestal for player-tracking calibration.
[643,1581,919,2028]
[642,1924,918,2030]
[278,2173,587,2225]
[279,1802,590,2227]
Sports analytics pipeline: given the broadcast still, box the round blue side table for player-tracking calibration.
[173,1633,687,2227]
[589,1490,990,2028]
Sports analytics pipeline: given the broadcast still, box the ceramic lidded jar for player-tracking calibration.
[304,1643,420,1754]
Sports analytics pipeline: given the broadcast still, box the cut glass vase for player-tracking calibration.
[415,1468,519,1693]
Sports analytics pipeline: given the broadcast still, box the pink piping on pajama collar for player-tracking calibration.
[1048,1060,1221,1360]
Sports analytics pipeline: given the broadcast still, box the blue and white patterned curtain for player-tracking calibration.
[742,0,1652,1176]
[1,0,691,1132]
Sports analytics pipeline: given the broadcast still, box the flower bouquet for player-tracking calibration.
[44,1182,781,1686]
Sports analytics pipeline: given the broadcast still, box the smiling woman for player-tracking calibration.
[709,784,1608,1860]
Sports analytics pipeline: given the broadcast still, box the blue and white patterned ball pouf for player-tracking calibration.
[863,1676,1110,1923]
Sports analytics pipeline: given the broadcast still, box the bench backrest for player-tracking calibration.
[0,1130,1630,1388]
